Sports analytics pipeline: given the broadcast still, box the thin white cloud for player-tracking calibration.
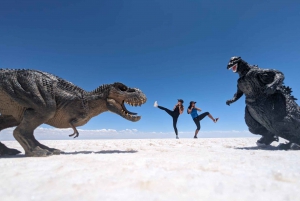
[0,127,254,141]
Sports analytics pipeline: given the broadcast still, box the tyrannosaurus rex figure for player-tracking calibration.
[226,57,300,150]
[0,69,146,157]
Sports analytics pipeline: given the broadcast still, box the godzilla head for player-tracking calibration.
[227,56,251,76]
[106,82,147,122]
[227,56,242,73]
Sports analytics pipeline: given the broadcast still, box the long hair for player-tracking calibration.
[177,104,184,111]
[187,103,193,114]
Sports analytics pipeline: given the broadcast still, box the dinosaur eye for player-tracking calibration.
[118,85,128,91]
[114,83,128,91]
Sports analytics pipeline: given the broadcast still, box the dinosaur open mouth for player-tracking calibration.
[121,100,138,116]
[229,64,238,73]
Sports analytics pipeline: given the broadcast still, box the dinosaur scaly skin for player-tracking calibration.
[226,57,300,149]
[0,69,147,157]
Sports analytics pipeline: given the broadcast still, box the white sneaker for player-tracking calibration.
[154,101,158,107]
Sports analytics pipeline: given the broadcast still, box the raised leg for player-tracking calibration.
[193,112,217,138]
[245,106,278,145]
[157,106,174,117]
[0,115,22,156]
[13,108,61,157]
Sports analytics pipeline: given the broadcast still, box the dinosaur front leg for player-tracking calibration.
[13,109,55,157]
[0,115,22,156]
[69,121,79,138]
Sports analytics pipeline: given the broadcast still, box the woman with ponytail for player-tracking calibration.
[154,99,184,139]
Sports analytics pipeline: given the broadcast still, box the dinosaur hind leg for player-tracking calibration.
[13,108,59,157]
[0,115,22,156]
[245,106,278,146]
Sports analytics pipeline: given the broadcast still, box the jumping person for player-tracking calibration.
[154,99,184,139]
[187,101,219,138]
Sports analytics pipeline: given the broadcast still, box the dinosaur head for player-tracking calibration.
[227,56,251,76]
[227,56,242,73]
[106,82,147,122]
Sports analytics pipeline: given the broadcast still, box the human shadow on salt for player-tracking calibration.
[62,150,138,155]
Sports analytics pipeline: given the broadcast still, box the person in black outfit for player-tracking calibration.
[154,99,184,139]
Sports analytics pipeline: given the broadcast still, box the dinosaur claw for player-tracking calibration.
[69,132,78,137]
[70,133,79,138]
[26,146,53,157]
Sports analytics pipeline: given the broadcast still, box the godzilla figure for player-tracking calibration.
[226,56,300,150]
[0,69,147,157]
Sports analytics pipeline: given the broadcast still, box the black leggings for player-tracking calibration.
[193,112,210,131]
[158,106,179,135]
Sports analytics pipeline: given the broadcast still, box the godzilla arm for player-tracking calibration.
[261,69,285,95]
[226,86,243,106]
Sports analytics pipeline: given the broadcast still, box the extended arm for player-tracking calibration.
[195,107,202,112]
[226,86,243,106]
[188,106,201,114]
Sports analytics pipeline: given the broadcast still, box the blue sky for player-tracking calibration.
[1,0,300,138]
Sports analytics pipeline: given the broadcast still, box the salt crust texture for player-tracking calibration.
[1,138,300,201]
